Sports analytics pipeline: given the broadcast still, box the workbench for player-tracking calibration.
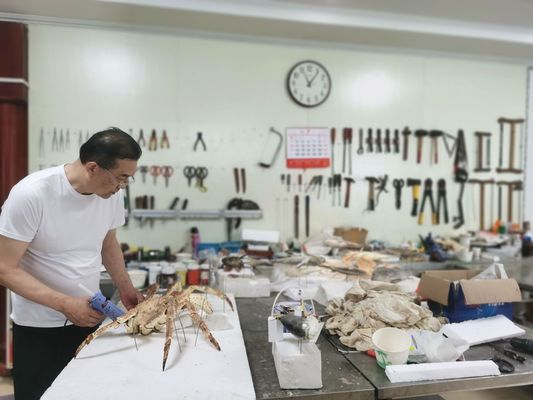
[238,293,533,400]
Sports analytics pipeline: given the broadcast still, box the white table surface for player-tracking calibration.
[42,293,255,400]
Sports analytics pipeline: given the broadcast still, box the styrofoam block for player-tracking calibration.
[268,316,284,342]
[272,340,322,389]
[218,272,270,297]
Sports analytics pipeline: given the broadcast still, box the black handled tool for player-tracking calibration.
[294,195,299,239]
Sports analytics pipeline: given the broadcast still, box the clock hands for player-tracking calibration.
[307,70,319,87]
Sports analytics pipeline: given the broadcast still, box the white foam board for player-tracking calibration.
[42,294,255,400]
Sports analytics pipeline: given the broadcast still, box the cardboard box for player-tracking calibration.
[418,270,522,323]
[334,227,368,244]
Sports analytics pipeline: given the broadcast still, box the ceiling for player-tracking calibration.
[2,0,533,61]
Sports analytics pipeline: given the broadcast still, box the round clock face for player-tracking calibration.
[287,60,331,107]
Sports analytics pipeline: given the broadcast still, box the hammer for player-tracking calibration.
[414,129,428,164]
[428,130,443,164]
[344,177,355,208]
[468,179,494,231]
[365,177,379,211]
[406,178,421,217]
[401,127,412,161]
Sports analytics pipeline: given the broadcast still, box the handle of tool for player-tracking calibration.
[241,168,246,193]
[418,212,424,225]
[233,168,240,193]
[294,195,299,239]
[298,174,302,193]
[287,174,291,193]
[305,195,310,237]
[431,212,437,225]
[169,197,179,210]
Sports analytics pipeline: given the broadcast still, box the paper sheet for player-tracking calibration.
[441,315,525,346]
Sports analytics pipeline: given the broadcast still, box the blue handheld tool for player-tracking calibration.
[78,283,124,320]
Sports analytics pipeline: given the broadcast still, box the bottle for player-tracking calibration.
[200,263,210,285]
[191,227,200,259]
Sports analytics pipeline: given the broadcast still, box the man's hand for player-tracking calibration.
[119,287,144,310]
[60,297,105,327]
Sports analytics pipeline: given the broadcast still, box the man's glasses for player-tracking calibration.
[99,166,135,188]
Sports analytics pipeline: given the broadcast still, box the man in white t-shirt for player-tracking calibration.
[0,127,144,400]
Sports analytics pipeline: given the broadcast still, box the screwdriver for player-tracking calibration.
[330,128,336,175]
[510,338,533,354]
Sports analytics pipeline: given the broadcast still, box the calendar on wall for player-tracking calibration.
[285,127,331,169]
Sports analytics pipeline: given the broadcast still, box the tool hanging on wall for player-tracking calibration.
[124,185,131,226]
[330,128,336,174]
[259,127,283,168]
[59,129,65,152]
[137,129,146,147]
[298,174,302,193]
[384,129,391,153]
[334,174,342,206]
[193,131,207,151]
[305,195,310,238]
[149,195,155,228]
[468,179,494,231]
[428,130,443,165]
[357,128,364,155]
[65,129,70,151]
[78,130,84,147]
[168,197,180,210]
[496,118,524,173]
[305,175,323,199]
[436,179,449,224]
[497,180,522,224]
[181,199,188,210]
[344,177,355,208]
[241,168,246,193]
[139,166,148,184]
[366,128,374,153]
[347,128,353,175]
[375,175,389,208]
[407,178,422,217]
[392,179,404,210]
[375,129,383,153]
[393,129,400,154]
[453,172,468,229]
[414,129,428,164]
[294,195,299,239]
[342,128,352,174]
[160,130,170,149]
[150,165,160,185]
[474,131,492,172]
[418,178,436,225]
[161,165,174,187]
[402,127,411,161]
[286,174,291,193]
[365,177,379,211]
[453,130,468,180]
[39,128,45,157]
[233,168,240,193]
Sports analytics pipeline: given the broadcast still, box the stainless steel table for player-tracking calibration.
[236,296,375,400]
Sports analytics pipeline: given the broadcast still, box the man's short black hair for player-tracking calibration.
[80,127,142,169]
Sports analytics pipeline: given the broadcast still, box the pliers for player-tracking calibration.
[193,131,207,151]
[148,129,157,151]
[137,129,146,147]
[160,130,170,149]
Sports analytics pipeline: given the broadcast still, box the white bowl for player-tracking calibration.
[128,269,148,289]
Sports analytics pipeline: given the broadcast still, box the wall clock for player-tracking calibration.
[287,60,331,107]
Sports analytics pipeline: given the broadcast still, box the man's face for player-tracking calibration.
[95,159,138,198]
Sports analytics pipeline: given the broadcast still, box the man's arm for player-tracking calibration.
[0,235,104,326]
[101,229,143,310]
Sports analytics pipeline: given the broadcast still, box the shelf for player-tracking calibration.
[129,209,263,220]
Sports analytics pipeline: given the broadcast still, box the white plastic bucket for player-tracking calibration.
[372,327,411,368]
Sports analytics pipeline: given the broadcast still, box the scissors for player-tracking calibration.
[183,166,196,187]
[195,167,208,192]
[161,165,174,187]
[149,165,161,185]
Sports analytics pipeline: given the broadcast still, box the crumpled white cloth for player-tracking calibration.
[325,280,444,350]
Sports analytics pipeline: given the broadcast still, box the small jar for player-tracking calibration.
[186,263,200,285]
[148,263,161,285]
[160,264,177,289]
[200,263,210,285]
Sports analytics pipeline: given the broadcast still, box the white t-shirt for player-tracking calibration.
[0,165,125,327]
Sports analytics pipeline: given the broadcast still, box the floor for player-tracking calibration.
[0,374,530,399]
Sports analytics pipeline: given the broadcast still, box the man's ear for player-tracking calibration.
[85,161,98,176]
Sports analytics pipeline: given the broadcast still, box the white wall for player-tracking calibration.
[28,24,527,250]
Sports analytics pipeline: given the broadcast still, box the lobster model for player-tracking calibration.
[75,283,234,371]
